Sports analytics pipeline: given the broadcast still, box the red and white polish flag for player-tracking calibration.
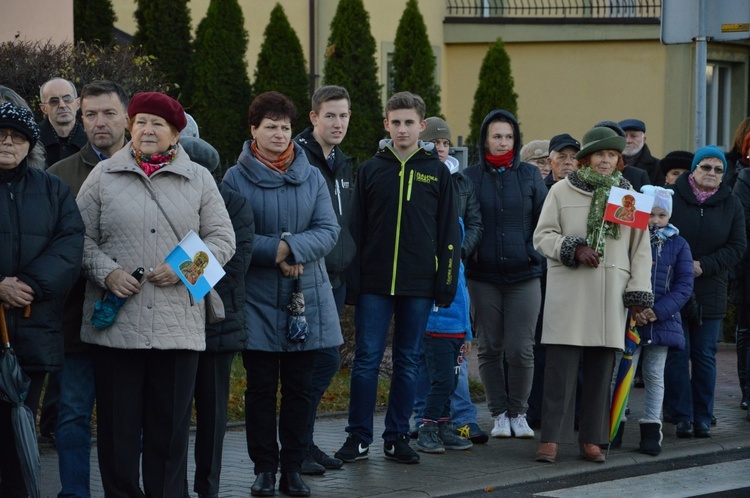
[604,186,654,231]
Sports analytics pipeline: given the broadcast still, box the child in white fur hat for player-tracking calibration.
[625,185,694,455]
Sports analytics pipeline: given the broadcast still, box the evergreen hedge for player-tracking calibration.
[189,0,253,173]
[391,0,441,117]
[252,3,310,136]
[74,0,117,46]
[133,0,193,98]
[467,38,519,160]
[322,0,383,165]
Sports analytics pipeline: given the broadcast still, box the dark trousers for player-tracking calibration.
[540,345,614,445]
[305,284,345,451]
[189,351,235,496]
[39,370,60,436]
[243,350,316,474]
[93,346,199,498]
[422,336,464,422]
[0,371,44,498]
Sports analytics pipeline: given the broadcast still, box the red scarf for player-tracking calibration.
[251,141,295,173]
[485,150,515,170]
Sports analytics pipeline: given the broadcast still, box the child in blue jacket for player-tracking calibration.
[631,185,694,455]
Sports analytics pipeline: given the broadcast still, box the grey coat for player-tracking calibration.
[223,141,343,352]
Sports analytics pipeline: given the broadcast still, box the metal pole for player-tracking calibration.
[694,0,708,149]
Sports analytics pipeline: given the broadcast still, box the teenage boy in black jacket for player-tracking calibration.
[294,85,356,475]
[335,92,461,465]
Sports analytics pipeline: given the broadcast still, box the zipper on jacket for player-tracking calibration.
[335,179,343,216]
[389,146,422,295]
[407,170,414,201]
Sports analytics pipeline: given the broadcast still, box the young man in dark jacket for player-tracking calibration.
[335,92,460,465]
[294,85,356,474]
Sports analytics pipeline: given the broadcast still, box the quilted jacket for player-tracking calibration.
[76,142,236,351]
[0,160,84,371]
[223,141,343,353]
[637,231,694,349]
[464,110,548,285]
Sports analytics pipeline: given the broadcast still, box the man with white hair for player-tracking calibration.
[38,77,87,168]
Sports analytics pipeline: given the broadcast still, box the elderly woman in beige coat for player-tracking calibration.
[76,92,235,498]
[532,127,653,464]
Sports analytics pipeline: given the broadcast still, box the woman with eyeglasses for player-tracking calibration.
[0,101,84,497]
[664,145,747,438]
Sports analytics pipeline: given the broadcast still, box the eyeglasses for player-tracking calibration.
[42,95,76,107]
[696,164,724,174]
[0,129,28,144]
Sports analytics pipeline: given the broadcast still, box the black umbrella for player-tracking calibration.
[0,306,41,498]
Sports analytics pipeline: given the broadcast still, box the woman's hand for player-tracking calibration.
[276,240,292,265]
[105,269,142,298]
[0,277,35,308]
[574,245,600,268]
[635,307,657,326]
[279,261,304,279]
[146,263,180,287]
[693,260,703,277]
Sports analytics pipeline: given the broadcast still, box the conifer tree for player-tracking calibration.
[133,0,193,96]
[74,0,117,46]
[252,3,310,136]
[322,0,383,165]
[391,0,440,117]
[467,38,518,148]
[189,0,252,171]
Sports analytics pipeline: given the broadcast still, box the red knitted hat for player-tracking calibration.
[128,92,187,132]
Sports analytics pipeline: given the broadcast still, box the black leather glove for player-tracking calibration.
[574,245,600,268]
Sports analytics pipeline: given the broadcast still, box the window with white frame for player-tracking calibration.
[706,62,732,150]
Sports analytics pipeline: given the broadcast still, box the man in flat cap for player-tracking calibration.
[620,119,662,186]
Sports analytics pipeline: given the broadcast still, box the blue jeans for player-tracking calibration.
[413,347,477,427]
[56,352,96,498]
[346,294,432,444]
[664,318,722,426]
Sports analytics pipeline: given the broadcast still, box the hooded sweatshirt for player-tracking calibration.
[348,139,461,306]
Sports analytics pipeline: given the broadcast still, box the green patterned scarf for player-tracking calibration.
[576,166,623,256]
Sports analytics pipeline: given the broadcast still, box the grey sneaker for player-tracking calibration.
[416,422,445,454]
[439,422,473,450]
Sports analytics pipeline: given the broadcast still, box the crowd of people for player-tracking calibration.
[0,76,749,498]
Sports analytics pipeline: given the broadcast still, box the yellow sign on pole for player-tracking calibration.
[722,23,750,33]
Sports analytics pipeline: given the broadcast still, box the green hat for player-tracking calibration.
[420,117,451,143]
[576,126,626,159]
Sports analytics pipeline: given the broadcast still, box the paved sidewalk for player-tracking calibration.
[38,345,750,497]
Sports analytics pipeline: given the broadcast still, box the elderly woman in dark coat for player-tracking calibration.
[664,145,746,438]
[0,102,84,497]
[223,91,342,498]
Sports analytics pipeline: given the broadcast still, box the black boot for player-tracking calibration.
[639,421,663,456]
[279,471,311,497]
[250,471,276,497]
[738,328,750,409]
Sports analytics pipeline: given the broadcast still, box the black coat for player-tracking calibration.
[39,119,88,169]
[0,162,84,371]
[464,110,548,285]
[731,168,750,308]
[294,127,357,288]
[668,174,746,318]
[622,165,650,193]
[453,171,483,260]
[205,183,255,353]
[628,143,662,186]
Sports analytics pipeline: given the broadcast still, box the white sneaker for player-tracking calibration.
[510,414,535,439]
[491,412,511,438]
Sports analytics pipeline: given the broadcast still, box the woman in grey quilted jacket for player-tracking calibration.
[76,92,235,498]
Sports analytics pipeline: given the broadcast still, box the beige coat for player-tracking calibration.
[76,142,235,351]
[533,172,653,350]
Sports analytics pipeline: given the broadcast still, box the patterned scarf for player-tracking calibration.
[576,166,623,256]
[649,223,680,257]
[251,141,295,173]
[688,173,718,204]
[131,144,177,177]
[485,150,515,172]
